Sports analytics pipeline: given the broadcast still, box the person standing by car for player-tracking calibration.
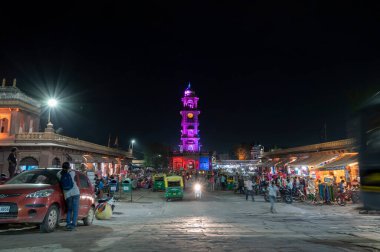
[57,162,80,231]
[7,147,17,178]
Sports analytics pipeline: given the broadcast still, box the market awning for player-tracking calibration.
[94,156,119,163]
[82,155,97,163]
[317,154,358,171]
[274,158,294,167]
[258,158,285,167]
[289,154,340,168]
[68,154,85,164]
[257,160,276,167]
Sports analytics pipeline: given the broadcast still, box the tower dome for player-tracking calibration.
[184,82,195,97]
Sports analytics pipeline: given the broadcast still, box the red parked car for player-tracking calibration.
[0,168,96,232]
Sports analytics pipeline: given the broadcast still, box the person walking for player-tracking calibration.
[215,174,221,190]
[221,174,226,190]
[268,181,278,213]
[209,173,215,191]
[339,179,345,193]
[245,178,254,201]
[287,178,293,196]
[57,162,80,231]
[7,147,17,178]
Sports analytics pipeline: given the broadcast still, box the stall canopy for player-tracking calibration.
[317,154,358,171]
[68,154,85,164]
[274,158,295,168]
[82,155,96,163]
[97,157,119,163]
[289,154,340,168]
[258,158,281,167]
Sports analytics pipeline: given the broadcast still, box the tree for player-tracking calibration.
[143,142,170,169]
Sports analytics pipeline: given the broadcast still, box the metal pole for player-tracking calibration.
[48,108,51,123]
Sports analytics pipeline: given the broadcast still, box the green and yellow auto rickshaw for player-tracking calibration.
[227,175,236,190]
[164,175,184,201]
[153,173,166,191]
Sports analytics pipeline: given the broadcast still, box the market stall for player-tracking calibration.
[288,153,340,178]
[312,153,358,184]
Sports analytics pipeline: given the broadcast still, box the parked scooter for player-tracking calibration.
[97,196,115,211]
[194,183,202,200]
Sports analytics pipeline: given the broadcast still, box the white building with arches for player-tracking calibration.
[0,79,132,177]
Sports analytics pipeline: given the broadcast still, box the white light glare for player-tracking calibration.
[48,98,58,108]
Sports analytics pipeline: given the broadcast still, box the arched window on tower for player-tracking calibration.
[187,100,194,108]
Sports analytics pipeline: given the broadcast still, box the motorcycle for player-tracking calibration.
[194,183,202,200]
[336,187,360,206]
[264,186,292,204]
[292,187,307,202]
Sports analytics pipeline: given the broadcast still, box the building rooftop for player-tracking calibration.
[0,80,41,113]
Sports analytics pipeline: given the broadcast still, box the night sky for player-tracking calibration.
[1,2,380,153]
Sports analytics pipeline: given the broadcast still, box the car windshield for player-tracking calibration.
[6,170,59,185]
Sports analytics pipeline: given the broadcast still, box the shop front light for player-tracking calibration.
[26,189,54,198]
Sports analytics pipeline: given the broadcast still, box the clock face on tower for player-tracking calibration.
[187,113,194,119]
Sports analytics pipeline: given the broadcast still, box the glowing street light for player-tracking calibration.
[129,139,136,151]
[47,98,58,124]
[128,139,136,155]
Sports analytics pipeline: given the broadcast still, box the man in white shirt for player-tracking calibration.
[245,178,254,201]
[268,181,278,213]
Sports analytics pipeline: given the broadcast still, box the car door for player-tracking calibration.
[78,173,91,217]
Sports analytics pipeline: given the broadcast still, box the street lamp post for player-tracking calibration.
[129,139,136,154]
[45,98,58,133]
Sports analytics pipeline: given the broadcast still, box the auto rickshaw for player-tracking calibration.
[164,175,184,201]
[153,173,166,191]
[227,175,236,190]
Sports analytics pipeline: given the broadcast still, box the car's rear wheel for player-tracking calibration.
[83,206,95,226]
[40,205,59,233]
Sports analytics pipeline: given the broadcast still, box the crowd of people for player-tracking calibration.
[92,167,360,214]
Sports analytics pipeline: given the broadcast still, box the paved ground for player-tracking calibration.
[0,189,379,252]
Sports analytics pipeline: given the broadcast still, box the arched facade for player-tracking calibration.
[52,157,61,168]
[19,156,39,171]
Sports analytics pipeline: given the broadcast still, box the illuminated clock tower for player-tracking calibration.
[179,84,201,153]
[171,83,211,171]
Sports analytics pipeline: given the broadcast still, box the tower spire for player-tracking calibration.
[188,81,191,89]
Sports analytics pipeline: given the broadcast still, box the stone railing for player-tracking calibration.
[15,132,130,157]
[0,88,41,108]
[265,138,356,156]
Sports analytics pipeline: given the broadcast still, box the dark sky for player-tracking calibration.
[1,2,380,152]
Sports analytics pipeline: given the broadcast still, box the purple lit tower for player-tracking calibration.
[179,83,201,153]
[170,83,210,171]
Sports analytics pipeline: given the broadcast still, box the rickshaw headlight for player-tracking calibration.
[194,183,201,191]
